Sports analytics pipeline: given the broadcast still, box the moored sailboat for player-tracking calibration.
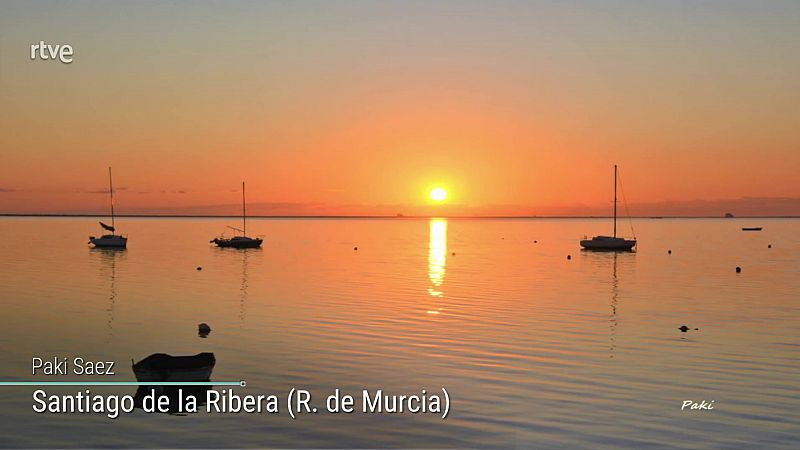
[211,181,263,249]
[580,165,636,251]
[89,167,128,248]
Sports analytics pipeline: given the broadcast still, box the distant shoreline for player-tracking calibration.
[1,214,797,219]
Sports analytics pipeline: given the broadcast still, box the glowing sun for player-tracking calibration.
[430,188,448,202]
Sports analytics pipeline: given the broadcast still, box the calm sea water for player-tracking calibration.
[0,217,798,448]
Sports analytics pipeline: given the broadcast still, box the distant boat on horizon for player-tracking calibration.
[88,167,128,248]
[210,181,263,249]
[580,165,637,251]
[742,227,763,231]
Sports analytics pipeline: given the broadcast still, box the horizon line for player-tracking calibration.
[1,213,797,219]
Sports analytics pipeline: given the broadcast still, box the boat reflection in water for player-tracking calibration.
[89,247,126,334]
[210,246,260,323]
[132,353,216,414]
[584,250,635,358]
[238,249,252,322]
[610,252,619,358]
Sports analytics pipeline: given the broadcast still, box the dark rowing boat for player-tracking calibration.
[132,352,216,382]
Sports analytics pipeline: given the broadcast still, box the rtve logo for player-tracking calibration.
[30,41,74,64]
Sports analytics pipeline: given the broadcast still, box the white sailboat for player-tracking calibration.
[210,181,263,249]
[89,167,128,248]
[580,165,636,251]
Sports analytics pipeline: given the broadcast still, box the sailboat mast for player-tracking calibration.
[613,164,617,238]
[108,166,115,231]
[242,181,246,236]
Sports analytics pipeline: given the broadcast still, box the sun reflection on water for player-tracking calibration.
[427,219,447,304]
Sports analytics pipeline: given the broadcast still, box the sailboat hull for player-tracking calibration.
[89,234,128,248]
[580,236,636,251]
[212,237,262,249]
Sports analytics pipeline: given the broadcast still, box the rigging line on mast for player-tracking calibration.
[617,170,636,239]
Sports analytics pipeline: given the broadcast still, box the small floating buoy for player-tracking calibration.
[533,240,538,244]
[354,247,358,251]
[678,325,689,332]
[768,244,772,248]
[667,250,672,255]
[735,266,742,273]
[198,323,211,337]
[567,255,571,260]
[451,252,456,256]
[196,266,202,271]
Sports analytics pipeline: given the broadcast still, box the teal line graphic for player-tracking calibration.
[0,381,244,386]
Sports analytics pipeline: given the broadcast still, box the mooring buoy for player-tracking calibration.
[198,323,211,336]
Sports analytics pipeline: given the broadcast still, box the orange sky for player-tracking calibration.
[1,1,798,216]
